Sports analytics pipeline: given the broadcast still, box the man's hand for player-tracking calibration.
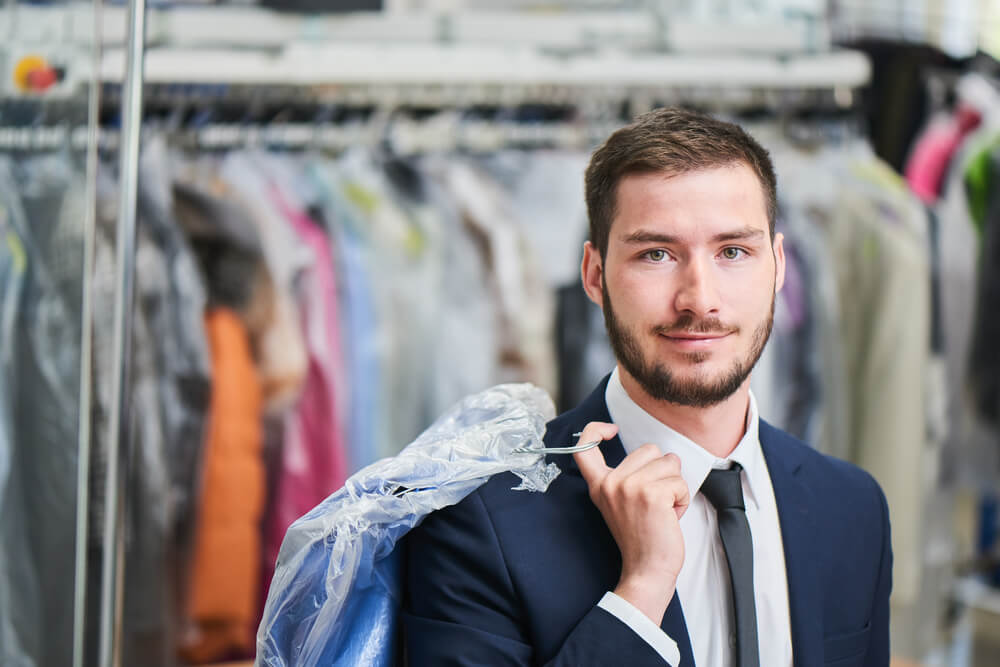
[573,421,689,626]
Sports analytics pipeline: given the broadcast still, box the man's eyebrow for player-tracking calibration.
[620,227,766,245]
[620,230,680,245]
[711,227,766,243]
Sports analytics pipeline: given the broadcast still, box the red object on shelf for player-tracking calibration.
[26,66,58,91]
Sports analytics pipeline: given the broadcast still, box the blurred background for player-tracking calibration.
[1,1,999,665]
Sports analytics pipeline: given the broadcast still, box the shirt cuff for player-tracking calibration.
[597,591,681,665]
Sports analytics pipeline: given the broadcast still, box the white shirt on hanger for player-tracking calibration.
[595,367,794,667]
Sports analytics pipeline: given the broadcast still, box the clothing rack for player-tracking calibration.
[0,82,865,154]
[0,118,615,152]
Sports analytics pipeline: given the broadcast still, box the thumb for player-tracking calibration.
[572,421,618,489]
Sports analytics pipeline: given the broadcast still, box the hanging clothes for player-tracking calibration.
[479,150,591,290]
[968,147,1000,426]
[0,166,40,667]
[263,166,350,595]
[904,106,982,204]
[933,117,1000,485]
[91,167,197,667]
[426,156,557,396]
[307,160,381,472]
[181,307,265,663]
[136,140,214,552]
[836,155,933,607]
[208,152,312,416]
[334,149,444,459]
[748,131,934,607]
[0,154,86,667]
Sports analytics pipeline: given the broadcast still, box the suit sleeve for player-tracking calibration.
[864,480,893,667]
[403,490,675,666]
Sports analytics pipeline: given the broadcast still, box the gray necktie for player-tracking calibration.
[701,463,760,667]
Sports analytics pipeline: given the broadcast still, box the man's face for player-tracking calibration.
[582,164,785,408]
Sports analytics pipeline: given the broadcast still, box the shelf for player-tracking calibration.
[96,45,869,89]
[0,4,868,97]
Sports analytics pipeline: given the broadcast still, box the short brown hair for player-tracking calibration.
[584,107,777,259]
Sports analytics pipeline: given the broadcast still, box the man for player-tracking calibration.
[403,108,892,666]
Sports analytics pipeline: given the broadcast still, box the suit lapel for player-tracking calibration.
[759,422,823,667]
[556,375,695,664]
[552,374,627,472]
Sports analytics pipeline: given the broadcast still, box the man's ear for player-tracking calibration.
[772,232,786,294]
[581,241,605,308]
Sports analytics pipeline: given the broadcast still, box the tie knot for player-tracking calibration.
[701,463,745,511]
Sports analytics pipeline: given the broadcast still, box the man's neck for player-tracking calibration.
[617,366,751,459]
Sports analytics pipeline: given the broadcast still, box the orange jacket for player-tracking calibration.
[181,308,264,662]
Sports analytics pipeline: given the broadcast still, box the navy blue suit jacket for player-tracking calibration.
[404,377,892,666]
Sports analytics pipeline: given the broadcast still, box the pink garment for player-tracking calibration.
[264,185,349,591]
[905,106,981,204]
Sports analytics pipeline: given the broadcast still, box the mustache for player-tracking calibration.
[653,315,738,337]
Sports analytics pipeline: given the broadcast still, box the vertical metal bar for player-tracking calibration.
[72,0,104,665]
[98,0,145,662]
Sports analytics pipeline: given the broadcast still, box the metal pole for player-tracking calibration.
[99,0,146,661]
[72,0,104,664]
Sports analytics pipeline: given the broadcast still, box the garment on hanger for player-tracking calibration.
[215,152,311,416]
[752,133,934,607]
[261,160,350,598]
[137,140,214,550]
[0,165,40,667]
[427,156,557,397]
[181,308,265,663]
[0,154,85,667]
[334,149,444,459]
[479,150,590,289]
[307,160,380,472]
[905,106,982,204]
[934,120,1000,483]
[91,163,208,667]
[836,155,933,606]
[968,148,1000,426]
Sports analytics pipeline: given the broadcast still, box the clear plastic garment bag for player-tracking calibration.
[0,1,102,666]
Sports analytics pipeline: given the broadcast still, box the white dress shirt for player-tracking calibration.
[595,367,794,666]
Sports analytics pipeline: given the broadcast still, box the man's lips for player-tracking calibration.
[659,331,733,347]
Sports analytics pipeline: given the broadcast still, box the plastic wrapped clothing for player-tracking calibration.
[0,155,86,667]
[256,383,561,667]
[0,169,34,667]
[89,149,214,665]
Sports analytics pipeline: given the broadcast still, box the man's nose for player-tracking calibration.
[673,258,719,316]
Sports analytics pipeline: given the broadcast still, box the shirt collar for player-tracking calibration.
[604,367,765,510]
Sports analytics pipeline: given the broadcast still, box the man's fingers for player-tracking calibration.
[642,477,691,521]
[572,421,617,488]
[620,452,682,487]
[614,445,672,479]
[669,477,691,520]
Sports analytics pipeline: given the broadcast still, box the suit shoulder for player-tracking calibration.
[761,421,887,503]
[414,404,590,534]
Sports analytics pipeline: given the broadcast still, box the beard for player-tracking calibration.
[602,279,774,408]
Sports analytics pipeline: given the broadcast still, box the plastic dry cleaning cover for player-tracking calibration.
[256,382,561,666]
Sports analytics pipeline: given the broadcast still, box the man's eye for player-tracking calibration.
[721,247,746,260]
[646,249,667,261]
